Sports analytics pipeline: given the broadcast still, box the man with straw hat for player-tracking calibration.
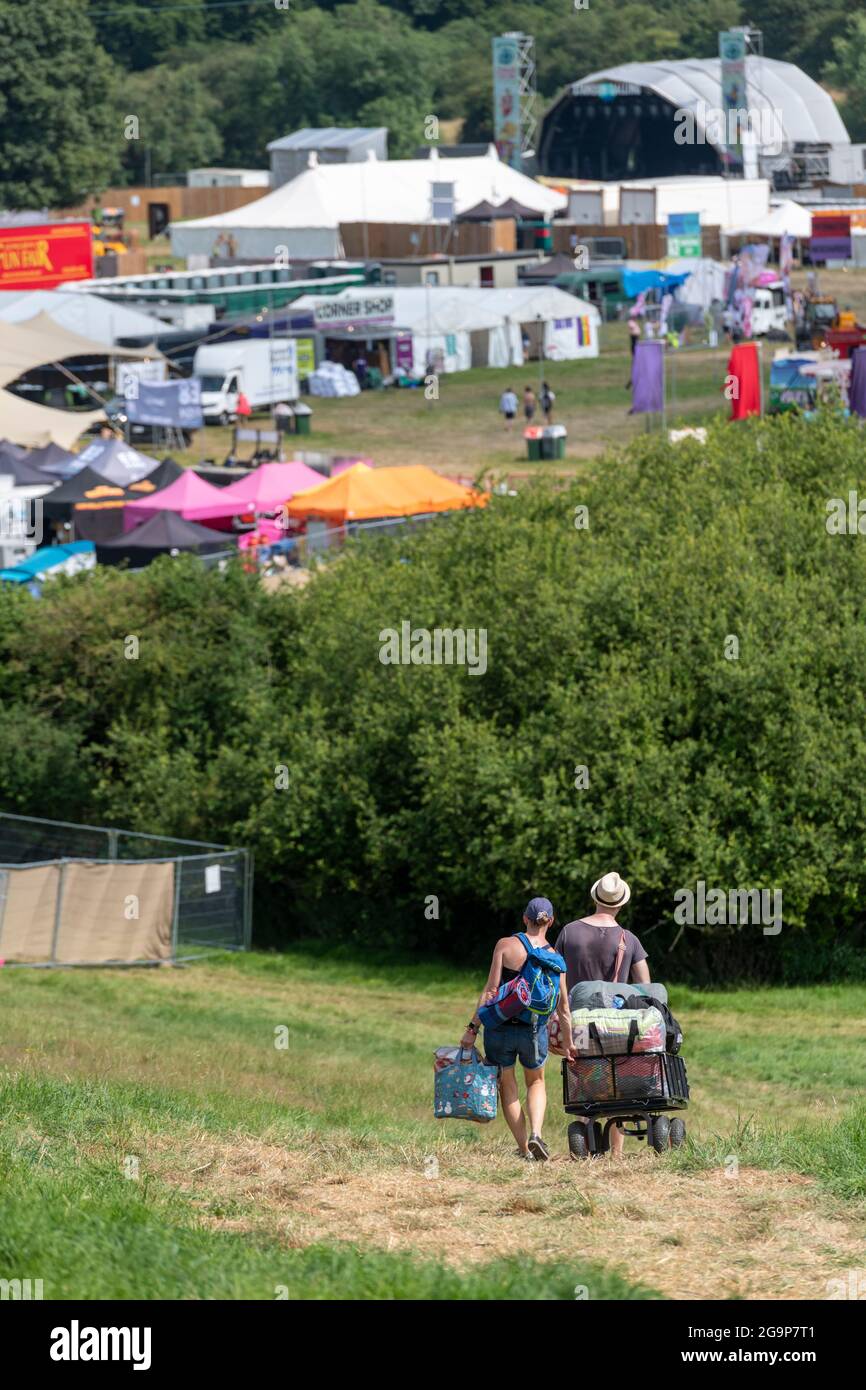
[554,873,651,1159]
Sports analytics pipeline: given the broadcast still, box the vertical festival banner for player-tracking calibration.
[492,35,522,171]
[719,29,747,175]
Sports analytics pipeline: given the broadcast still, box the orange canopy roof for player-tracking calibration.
[286,463,488,522]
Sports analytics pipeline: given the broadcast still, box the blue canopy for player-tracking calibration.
[0,541,95,587]
[622,268,692,297]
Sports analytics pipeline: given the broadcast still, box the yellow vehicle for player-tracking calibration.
[92,208,126,258]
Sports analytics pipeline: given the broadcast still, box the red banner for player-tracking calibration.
[0,221,94,290]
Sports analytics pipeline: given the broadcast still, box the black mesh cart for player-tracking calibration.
[562,1051,689,1158]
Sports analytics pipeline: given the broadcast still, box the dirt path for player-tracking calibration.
[154,1137,865,1300]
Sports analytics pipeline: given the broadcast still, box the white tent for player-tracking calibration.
[0,313,157,390]
[724,199,812,239]
[0,290,168,344]
[171,150,566,261]
[456,287,601,363]
[0,389,103,449]
[292,285,600,374]
[659,257,729,309]
[293,285,507,375]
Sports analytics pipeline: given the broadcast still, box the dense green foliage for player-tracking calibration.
[2,414,866,979]
[0,0,119,206]
[0,0,861,201]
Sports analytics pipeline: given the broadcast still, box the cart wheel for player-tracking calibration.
[650,1115,670,1154]
[669,1118,686,1148]
[568,1121,589,1160]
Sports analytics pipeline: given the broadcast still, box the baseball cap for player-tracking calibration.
[524,897,554,924]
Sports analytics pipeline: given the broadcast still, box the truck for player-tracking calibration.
[723,280,788,339]
[193,339,299,424]
[795,298,866,359]
[795,294,839,350]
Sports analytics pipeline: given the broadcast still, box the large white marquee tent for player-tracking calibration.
[170,150,567,261]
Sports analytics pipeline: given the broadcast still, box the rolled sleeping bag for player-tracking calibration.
[568,978,668,1011]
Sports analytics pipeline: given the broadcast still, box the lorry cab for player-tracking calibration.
[750,282,788,337]
[199,369,239,425]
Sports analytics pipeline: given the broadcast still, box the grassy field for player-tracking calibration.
[2,949,864,1300]
[165,322,732,481]
[148,270,866,480]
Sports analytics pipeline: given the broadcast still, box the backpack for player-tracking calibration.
[478,933,565,1027]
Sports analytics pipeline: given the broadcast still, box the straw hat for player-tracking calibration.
[590,871,631,909]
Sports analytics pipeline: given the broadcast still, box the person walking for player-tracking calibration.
[499,386,518,431]
[540,381,556,424]
[462,898,573,1161]
[554,873,650,1160]
[523,385,537,424]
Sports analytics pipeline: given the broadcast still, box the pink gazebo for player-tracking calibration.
[218,461,325,515]
[123,470,244,532]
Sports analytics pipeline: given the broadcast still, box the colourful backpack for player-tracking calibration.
[478,933,566,1026]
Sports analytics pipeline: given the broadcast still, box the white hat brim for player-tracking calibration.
[590,876,631,908]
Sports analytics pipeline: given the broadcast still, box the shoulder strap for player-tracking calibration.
[610,930,627,982]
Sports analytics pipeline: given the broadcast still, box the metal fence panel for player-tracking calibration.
[0,812,251,966]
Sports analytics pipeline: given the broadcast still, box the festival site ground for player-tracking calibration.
[175,269,866,477]
[2,375,866,1301]
[2,955,864,1301]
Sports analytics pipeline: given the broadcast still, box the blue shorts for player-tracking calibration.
[483,1018,548,1071]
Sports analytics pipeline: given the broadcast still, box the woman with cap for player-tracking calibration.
[554,872,650,1159]
[461,898,573,1162]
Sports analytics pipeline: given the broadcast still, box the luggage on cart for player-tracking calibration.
[564,1052,689,1107]
[560,977,689,1159]
[570,1006,666,1056]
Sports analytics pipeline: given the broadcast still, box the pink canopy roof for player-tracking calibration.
[219,461,325,513]
[123,469,244,532]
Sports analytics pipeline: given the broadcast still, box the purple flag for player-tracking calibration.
[849,347,866,418]
[631,340,664,413]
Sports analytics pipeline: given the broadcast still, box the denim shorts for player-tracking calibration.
[483,1017,548,1071]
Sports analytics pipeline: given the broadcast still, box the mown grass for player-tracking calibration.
[1,950,864,1298]
[0,1073,655,1300]
[165,323,731,476]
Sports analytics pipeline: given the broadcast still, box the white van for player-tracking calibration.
[193,339,299,424]
[749,281,788,337]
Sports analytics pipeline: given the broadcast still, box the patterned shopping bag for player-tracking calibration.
[433,1045,498,1123]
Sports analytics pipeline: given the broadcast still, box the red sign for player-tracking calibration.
[0,221,94,290]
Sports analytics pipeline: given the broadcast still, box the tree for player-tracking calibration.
[119,65,223,185]
[87,0,207,71]
[824,14,866,141]
[0,0,121,206]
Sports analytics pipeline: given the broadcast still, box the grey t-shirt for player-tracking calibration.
[554,919,648,994]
